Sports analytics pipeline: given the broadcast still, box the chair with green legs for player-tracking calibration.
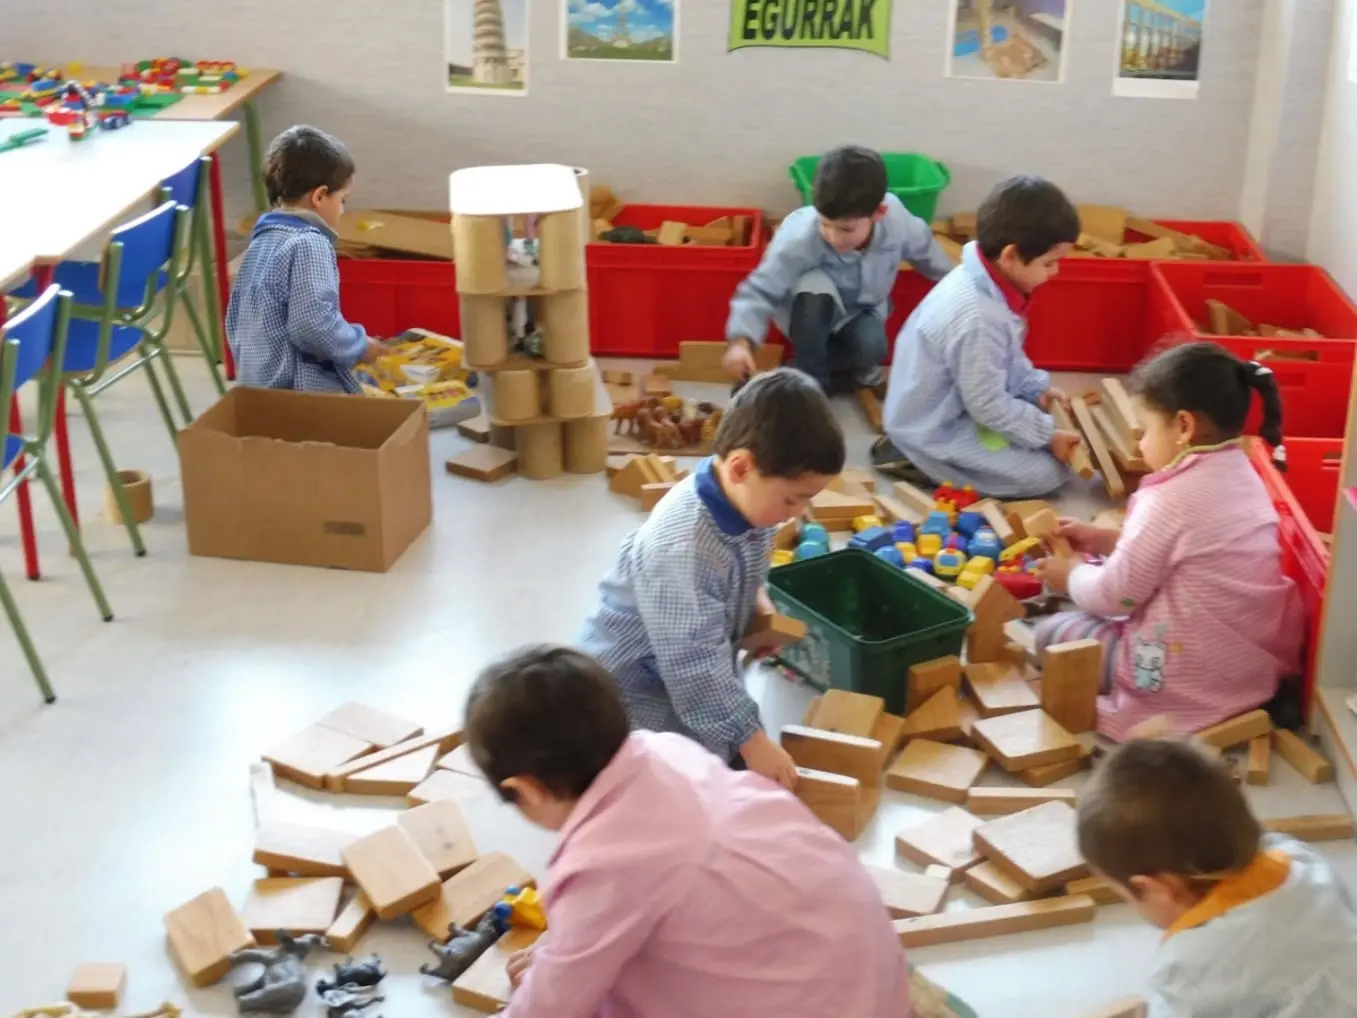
[159,156,227,396]
[1,284,115,704]
[61,199,194,557]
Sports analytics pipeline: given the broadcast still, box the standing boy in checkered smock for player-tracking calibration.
[227,125,383,393]
[578,369,845,789]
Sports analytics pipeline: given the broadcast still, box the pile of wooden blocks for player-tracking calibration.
[607,453,688,510]
[161,703,537,1015]
[1202,298,1326,339]
[589,184,753,248]
[1053,379,1148,499]
[651,340,783,384]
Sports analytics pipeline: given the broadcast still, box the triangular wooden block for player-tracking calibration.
[346,745,438,795]
[900,686,963,742]
[437,743,482,778]
[809,690,884,737]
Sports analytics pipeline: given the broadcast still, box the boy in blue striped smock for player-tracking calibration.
[227,125,383,394]
[876,176,1083,498]
[579,369,845,788]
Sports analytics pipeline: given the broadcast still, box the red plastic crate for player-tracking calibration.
[1025,259,1162,372]
[338,258,459,339]
[1278,438,1345,534]
[1123,220,1266,262]
[587,204,764,358]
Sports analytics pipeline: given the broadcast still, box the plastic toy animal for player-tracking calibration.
[315,955,385,994]
[420,913,505,983]
[611,400,646,435]
[318,985,383,1018]
[650,417,682,450]
[228,932,326,1014]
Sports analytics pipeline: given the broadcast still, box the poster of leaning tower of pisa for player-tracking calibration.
[447,0,529,95]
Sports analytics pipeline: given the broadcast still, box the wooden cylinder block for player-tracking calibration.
[493,370,541,422]
[536,211,584,291]
[540,290,590,364]
[459,295,508,367]
[547,365,596,419]
[518,422,564,479]
[573,167,590,236]
[564,416,608,474]
[104,469,153,524]
[452,215,508,294]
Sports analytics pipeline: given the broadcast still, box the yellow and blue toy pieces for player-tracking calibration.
[493,885,547,931]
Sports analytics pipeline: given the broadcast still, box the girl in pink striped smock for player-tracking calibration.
[1033,342,1304,741]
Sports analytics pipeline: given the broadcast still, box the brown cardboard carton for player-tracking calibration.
[180,388,431,571]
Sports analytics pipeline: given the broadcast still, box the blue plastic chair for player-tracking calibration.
[2,285,114,704]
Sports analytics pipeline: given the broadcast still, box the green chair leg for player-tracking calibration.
[192,191,230,387]
[0,566,56,703]
[178,285,226,395]
[135,354,180,443]
[244,101,268,214]
[36,458,113,622]
[69,382,146,557]
[151,345,194,427]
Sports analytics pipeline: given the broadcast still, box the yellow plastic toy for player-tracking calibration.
[852,514,884,533]
[957,556,996,589]
[919,533,943,558]
[895,541,918,562]
[499,885,547,930]
[771,549,796,567]
[1000,537,1042,563]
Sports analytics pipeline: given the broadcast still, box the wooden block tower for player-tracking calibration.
[449,163,608,480]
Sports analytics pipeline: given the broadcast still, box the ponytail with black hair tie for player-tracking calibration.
[1246,361,1287,471]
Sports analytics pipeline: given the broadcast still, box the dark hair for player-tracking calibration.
[1132,341,1285,465]
[713,367,846,479]
[976,175,1080,262]
[464,645,630,802]
[263,125,356,207]
[1078,739,1261,891]
[812,145,888,220]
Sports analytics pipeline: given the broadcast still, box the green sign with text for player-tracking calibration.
[729,0,893,59]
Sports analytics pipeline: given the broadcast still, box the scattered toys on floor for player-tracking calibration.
[607,452,688,508]
[610,394,723,452]
[355,328,480,429]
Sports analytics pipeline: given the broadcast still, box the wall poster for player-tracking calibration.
[1114,0,1207,99]
[565,0,677,63]
[728,0,894,59]
[946,1,1070,84]
[446,0,529,95]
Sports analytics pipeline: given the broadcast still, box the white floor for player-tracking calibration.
[0,358,1351,1018]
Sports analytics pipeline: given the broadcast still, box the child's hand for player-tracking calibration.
[361,337,387,364]
[723,339,758,381]
[1056,517,1117,556]
[1050,429,1082,464]
[506,946,535,990]
[741,730,799,789]
[1039,386,1068,411]
[1033,554,1076,594]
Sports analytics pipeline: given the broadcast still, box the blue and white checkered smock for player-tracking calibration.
[578,459,775,762]
[226,210,367,394]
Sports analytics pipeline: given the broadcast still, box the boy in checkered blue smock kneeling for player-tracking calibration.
[227,125,383,394]
[578,369,845,789]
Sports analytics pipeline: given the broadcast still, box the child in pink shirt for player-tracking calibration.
[1033,342,1303,741]
[462,645,910,1018]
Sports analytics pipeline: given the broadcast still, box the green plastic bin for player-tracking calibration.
[788,153,953,223]
[767,549,972,715]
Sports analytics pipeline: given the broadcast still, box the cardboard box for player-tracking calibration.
[181,388,431,571]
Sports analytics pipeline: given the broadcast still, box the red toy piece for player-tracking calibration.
[993,570,1043,600]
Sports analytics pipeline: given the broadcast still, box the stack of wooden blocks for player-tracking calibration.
[1051,378,1150,499]
[446,163,609,482]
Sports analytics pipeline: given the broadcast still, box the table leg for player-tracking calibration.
[32,265,79,527]
[0,296,40,581]
[243,100,268,214]
[208,152,236,381]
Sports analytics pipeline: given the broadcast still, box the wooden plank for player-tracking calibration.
[263,725,375,790]
[1261,814,1355,842]
[398,799,479,878]
[884,739,988,804]
[451,927,542,1013]
[1041,639,1102,734]
[324,727,463,792]
[1021,507,1074,558]
[1065,875,1122,905]
[317,702,424,748]
[1101,378,1143,441]
[340,826,442,920]
[345,745,439,796]
[740,613,808,655]
[924,864,958,884]
[795,768,867,840]
[411,852,536,940]
[894,895,1096,948]
[408,768,485,807]
[869,711,908,769]
[240,877,344,944]
[906,656,963,714]
[1071,396,1124,498]
[1196,709,1272,750]
[437,743,482,777]
[857,387,884,433]
[962,860,1036,905]
[894,807,984,870]
[973,801,1088,893]
[325,890,376,954]
[1017,745,1091,786]
[1272,729,1334,783]
[164,887,255,987]
[253,821,355,878]
[780,725,883,785]
[873,494,924,526]
[972,710,1083,773]
[966,787,1077,815]
[864,865,950,918]
[963,662,1039,717]
[1049,401,1094,479]
[1090,403,1144,471]
[1246,735,1271,786]
[446,446,518,482]
[249,761,279,828]
[899,686,964,742]
[810,690,885,737]
[892,481,937,518]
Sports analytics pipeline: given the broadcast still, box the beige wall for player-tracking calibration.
[1309,0,1357,291]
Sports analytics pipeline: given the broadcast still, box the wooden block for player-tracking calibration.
[1261,814,1355,842]
[869,711,907,768]
[811,690,885,737]
[1078,205,1128,244]
[1071,396,1124,499]
[1050,401,1095,480]
[906,655,963,714]
[345,744,439,796]
[964,663,1039,717]
[894,807,984,870]
[973,800,1088,893]
[67,964,126,1010]
[969,574,1024,629]
[962,860,1035,905]
[1121,237,1179,259]
[240,877,345,943]
[1090,403,1139,470]
[164,887,255,987]
[1246,735,1271,785]
[656,220,687,246]
[857,387,884,433]
[1041,639,1101,734]
[892,480,937,518]
[810,488,876,520]
[457,415,491,443]
[249,761,279,828]
[973,710,1082,773]
[839,466,877,493]
[781,725,883,785]
[1004,619,1036,655]
[1076,997,1147,1018]
[324,727,462,792]
[340,826,441,920]
[795,767,867,840]
[263,725,375,790]
[398,799,479,878]
[740,613,807,654]
[1206,298,1256,336]
[1018,745,1092,786]
[451,926,542,1013]
[957,695,981,743]
[1272,729,1334,783]
[642,373,671,397]
[924,864,957,884]
[446,446,518,482]
[886,739,987,803]
[864,864,949,918]
[873,494,923,526]
[253,821,355,878]
[408,768,485,806]
[412,851,536,940]
[976,499,1017,547]
[601,369,634,385]
[895,894,1095,947]
[1065,875,1122,905]
[966,786,1077,815]
[1196,709,1271,750]
[317,702,423,748]
[639,481,675,511]
[437,742,481,777]
[1021,508,1074,557]
[325,890,376,954]
[951,212,977,239]
[1101,378,1143,441]
[900,686,964,742]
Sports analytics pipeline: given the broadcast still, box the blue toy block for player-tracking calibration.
[802,522,829,546]
[848,526,894,553]
[795,539,829,561]
[945,533,967,552]
[907,558,936,575]
[892,520,916,544]
[967,528,1003,561]
[921,510,952,538]
[874,546,906,568]
[956,510,985,538]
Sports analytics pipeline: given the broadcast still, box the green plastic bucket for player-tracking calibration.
[788,152,953,223]
[767,548,972,715]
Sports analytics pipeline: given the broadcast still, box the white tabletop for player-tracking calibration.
[449,164,583,217]
[0,118,239,272]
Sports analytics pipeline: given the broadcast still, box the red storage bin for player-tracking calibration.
[338,258,459,339]
[1278,438,1344,533]
[1025,259,1162,372]
[1123,220,1267,262]
[587,204,765,358]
